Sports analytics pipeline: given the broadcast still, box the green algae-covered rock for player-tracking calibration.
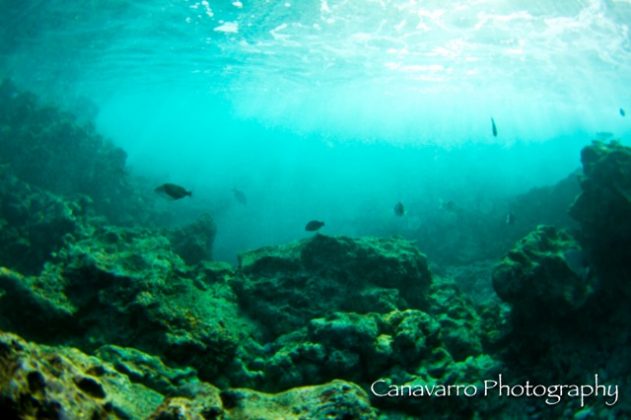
[569,140,631,295]
[149,383,223,419]
[252,306,490,395]
[428,277,485,361]
[0,79,139,224]
[96,345,199,396]
[0,173,86,275]
[0,267,76,341]
[492,225,594,317]
[166,214,217,265]
[54,225,243,381]
[1,329,380,419]
[0,224,249,383]
[0,330,163,418]
[216,380,376,420]
[235,235,431,338]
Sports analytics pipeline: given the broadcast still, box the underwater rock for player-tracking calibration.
[166,213,217,265]
[95,345,199,397]
[0,224,247,382]
[253,305,487,395]
[151,380,376,419]
[235,235,431,338]
[569,140,631,296]
[0,267,76,341]
[0,330,163,418]
[428,277,485,361]
[215,380,376,420]
[0,329,378,419]
[0,79,149,224]
[149,386,223,419]
[492,225,594,318]
[507,170,581,239]
[0,173,86,274]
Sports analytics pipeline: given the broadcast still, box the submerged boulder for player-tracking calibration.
[492,225,595,318]
[235,235,432,337]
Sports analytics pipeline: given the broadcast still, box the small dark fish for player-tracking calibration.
[394,201,405,217]
[621,108,626,117]
[305,220,325,231]
[505,212,515,225]
[491,117,498,137]
[155,183,192,200]
[232,188,247,205]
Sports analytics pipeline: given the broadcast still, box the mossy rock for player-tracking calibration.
[235,235,431,338]
[492,225,594,318]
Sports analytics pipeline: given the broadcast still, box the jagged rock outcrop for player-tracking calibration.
[234,235,432,338]
[0,173,87,274]
[569,140,631,296]
[492,225,594,319]
[166,214,217,265]
[0,224,247,382]
[1,330,379,419]
[0,80,134,221]
[0,330,163,418]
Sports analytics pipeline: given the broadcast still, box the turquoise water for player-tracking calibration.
[3,2,631,418]
[2,0,630,261]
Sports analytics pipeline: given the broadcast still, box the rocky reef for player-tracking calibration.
[0,331,376,419]
[0,223,243,381]
[493,225,594,320]
[490,141,631,417]
[234,235,431,338]
[570,140,631,298]
[1,229,500,418]
[1,84,630,418]
[0,173,87,275]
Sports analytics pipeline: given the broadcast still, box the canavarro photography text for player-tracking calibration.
[371,374,619,407]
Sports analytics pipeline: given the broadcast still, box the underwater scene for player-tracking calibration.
[1,0,631,418]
